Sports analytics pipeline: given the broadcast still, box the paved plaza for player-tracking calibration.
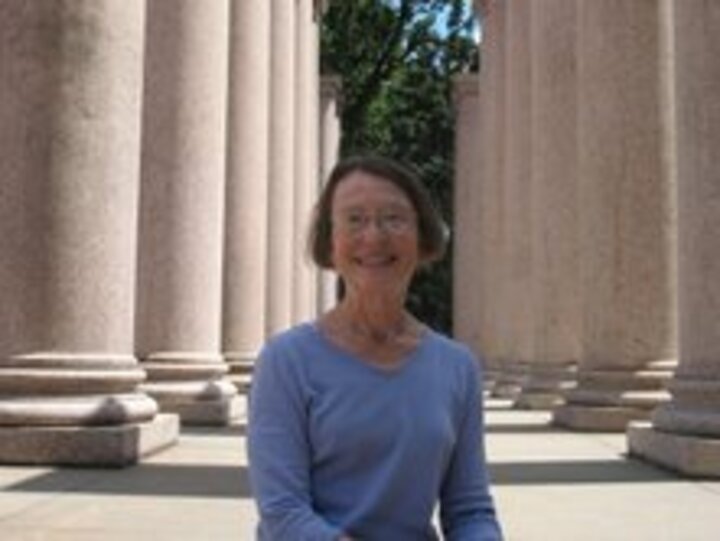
[1,398,719,541]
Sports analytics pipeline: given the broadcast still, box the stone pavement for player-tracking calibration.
[1,398,719,540]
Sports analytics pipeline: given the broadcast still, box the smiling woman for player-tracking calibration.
[247,155,503,540]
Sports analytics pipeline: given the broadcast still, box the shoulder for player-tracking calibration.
[425,330,480,369]
[422,330,485,392]
[261,322,316,357]
[256,322,321,376]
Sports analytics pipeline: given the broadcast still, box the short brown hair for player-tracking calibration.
[308,155,448,269]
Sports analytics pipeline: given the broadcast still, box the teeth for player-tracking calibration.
[357,256,394,266]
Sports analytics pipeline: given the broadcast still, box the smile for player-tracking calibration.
[354,255,398,267]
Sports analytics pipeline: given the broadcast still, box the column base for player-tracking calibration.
[0,413,179,467]
[224,351,256,394]
[489,361,525,399]
[552,404,650,431]
[490,382,521,399]
[628,421,720,478]
[160,394,246,426]
[514,393,565,410]
[512,363,576,410]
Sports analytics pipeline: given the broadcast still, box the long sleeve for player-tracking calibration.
[247,345,344,541]
[440,357,503,541]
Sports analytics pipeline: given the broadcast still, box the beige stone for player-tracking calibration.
[628,0,720,476]
[502,0,533,373]
[223,0,272,372]
[516,0,580,410]
[0,1,177,465]
[266,0,297,335]
[0,414,178,467]
[476,0,508,382]
[136,0,239,426]
[452,75,483,361]
[292,0,320,323]
[554,0,677,431]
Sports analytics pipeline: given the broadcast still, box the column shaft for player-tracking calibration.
[499,0,533,397]
[515,0,580,409]
[137,0,240,425]
[292,0,320,323]
[452,76,484,362]
[479,0,512,394]
[553,0,677,431]
[266,0,297,335]
[223,0,272,390]
[0,0,177,465]
[629,0,720,476]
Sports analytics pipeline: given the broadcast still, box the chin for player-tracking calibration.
[352,275,410,295]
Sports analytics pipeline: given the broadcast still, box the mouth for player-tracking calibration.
[353,255,398,268]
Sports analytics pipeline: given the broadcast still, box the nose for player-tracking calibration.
[358,217,389,239]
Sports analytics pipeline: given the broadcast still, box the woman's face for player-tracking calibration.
[330,170,421,299]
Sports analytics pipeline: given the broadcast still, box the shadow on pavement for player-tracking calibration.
[488,458,681,485]
[180,424,247,437]
[4,463,252,498]
[485,422,560,434]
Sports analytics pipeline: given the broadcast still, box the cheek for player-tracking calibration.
[329,234,348,266]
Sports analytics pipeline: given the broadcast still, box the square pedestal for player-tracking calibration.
[513,392,564,410]
[628,421,720,478]
[165,395,246,426]
[552,404,650,431]
[0,414,179,467]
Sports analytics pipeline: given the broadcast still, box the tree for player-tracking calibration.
[321,0,479,333]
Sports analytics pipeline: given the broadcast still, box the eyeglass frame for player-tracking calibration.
[331,208,418,236]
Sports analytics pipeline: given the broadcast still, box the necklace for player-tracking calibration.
[345,318,410,344]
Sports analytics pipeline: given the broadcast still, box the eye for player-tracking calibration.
[381,212,409,231]
[340,212,367,231]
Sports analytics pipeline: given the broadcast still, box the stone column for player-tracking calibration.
[515,0,580,409]
[476,0,510,392]
[628,0,720,476]
[318,75,343,313]
[136,0,240,426]
[223,0,271,393]
[266,0,297,335]
[0,1,178,465]
[553,0,677,431]
[292,0,320,323]
[452,75,484,361]
[497,0,533,398]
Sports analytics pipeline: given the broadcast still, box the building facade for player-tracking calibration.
[0,0,338,465]
[460,0,720,476]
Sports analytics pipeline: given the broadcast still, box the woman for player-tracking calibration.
[248,156,503,540]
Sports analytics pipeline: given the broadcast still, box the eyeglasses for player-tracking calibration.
[333,210,416,235]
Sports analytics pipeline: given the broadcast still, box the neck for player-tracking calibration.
[335,290,408,342]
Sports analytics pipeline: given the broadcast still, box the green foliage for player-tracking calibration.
[321,0,479,334]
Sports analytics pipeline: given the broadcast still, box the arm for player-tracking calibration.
[247,345,345,541]
[440,357,503,541]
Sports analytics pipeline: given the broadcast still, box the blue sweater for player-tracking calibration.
[247,322,503,540]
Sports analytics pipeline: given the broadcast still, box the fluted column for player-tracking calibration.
[136,0,240,426]
[514,0,580,409]
[266,0,297,335]
[292,0,320,323]
[478,0,511,393]
[498,0,533,398]
[0,1,178,465]
[318,75,343,312]
[452,75,484,361]
[628,0,720,476]
[223,0,272,393]
[553,0,677,431]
